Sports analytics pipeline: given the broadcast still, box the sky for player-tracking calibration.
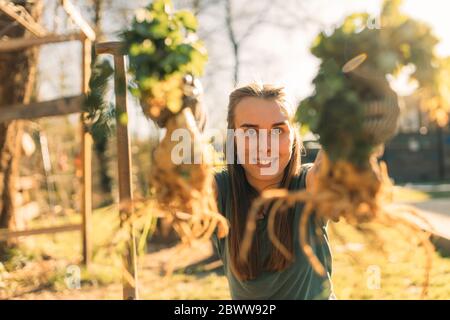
[197,0,450,136]
[36,0,450,138]
[236,0,450,104]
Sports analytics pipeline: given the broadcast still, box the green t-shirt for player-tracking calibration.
[212,164,335,300]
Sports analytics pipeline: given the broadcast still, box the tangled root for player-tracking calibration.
[240,151,434,299]
[149,108,228,246]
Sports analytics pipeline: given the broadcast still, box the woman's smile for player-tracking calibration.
[254,156,279,168]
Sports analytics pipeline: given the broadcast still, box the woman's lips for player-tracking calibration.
[253,157,279,168]
[256,163,271,168]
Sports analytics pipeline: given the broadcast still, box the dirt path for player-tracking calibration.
[7,241,229,300]
[6,197,450,300]
[405,199,450,239]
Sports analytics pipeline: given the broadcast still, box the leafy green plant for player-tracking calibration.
[84,0,207,131]
[83,59,116,137]
[297,0,449,166]
[122,0,207,119]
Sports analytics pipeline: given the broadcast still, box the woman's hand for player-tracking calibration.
[305,145,384,192]
[306,149,323,192]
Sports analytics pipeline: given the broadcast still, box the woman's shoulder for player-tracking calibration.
[213,166,229,179]
[213,167,230,213]
[213,167,230,191]
[290,163,314,190]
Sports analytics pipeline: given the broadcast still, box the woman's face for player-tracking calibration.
[233,97,294,183]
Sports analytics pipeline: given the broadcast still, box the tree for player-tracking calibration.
[224,0,272,86]
[176,0,322,87]
[0,0,43,253]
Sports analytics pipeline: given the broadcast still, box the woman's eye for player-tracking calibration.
[246,128,258,137]
[271,128,283,135]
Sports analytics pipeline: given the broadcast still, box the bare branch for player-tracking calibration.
[224,0,239,85]
[237,0,273,44]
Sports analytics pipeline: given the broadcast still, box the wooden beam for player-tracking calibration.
[0,0,47,37]
[0,33,81,52]
[80,36,93,267]
[95,41,125,56]
[0,224,81,241]
[97,41,138,300]
[60,0,96,41]
[0,95,84,122]
[114,54,139,300]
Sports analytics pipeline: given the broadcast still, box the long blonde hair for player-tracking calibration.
[226,83,302,281]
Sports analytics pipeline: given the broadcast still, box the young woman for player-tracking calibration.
[212,83,334,300]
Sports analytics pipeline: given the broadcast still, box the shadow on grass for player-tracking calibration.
[173,252,225,279]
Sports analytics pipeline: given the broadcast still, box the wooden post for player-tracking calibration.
[95,41,138,300]
[114,54,139,301]
[81,34,92,267]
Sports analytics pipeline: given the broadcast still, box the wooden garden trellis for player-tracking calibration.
[0,0,95,266]
[0,1,95,267]
[0,1,139,300]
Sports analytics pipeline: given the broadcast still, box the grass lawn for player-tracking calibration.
[1,187,449,299]
[393,185,450,202]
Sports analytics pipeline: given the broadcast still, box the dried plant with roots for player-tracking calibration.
[240,148,435,298]
[238,1,442,298]
[110,75,229,277]
[239,88,435,297]
[149,104,228,245]
[145,78,229,275]
[117,1,228,275]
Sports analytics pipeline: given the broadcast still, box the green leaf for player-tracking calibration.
[122,0,207,113]
[175,10,198,31]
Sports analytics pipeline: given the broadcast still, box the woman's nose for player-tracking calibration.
[258,129,273,154]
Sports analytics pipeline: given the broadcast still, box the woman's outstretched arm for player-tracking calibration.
[306,149,324,192]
